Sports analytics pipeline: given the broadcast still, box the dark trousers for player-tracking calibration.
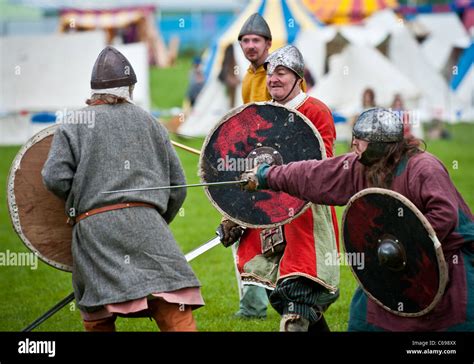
[269,277,339,331]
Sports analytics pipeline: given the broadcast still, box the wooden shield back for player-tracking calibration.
[7,126,73,272]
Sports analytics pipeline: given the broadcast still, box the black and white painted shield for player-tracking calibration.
[342,188,448,317]
[199,102,325,228]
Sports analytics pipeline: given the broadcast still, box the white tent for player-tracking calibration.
[294,9,402,81]
[388,26,454,121]
[298,9,472,125]
[415,13,471,72]
[310,44,420,116]
[337,9,402,47]
[309,43,423,141]
[450,42,474,122]
[364,8,402,34]
[385,11,472,122]
[0,31,150,145]
[294,26,336,82]
[1,32,106,113]
[294,10,397,82]
[0,32,150,112]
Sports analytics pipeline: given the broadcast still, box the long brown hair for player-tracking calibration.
[365,136,426,188]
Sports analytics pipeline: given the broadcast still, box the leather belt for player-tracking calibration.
[73,202,156,224]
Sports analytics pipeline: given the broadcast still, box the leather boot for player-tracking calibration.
[308,315,330,332]
[148,298,197,332]
[280,313,309,332]
[83,315,116,332]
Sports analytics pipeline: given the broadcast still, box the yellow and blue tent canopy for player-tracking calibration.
[203,0,321,81]
[303,0,398,25]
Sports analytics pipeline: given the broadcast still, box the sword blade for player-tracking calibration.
[185,236,221,262]
[101,180,248,194]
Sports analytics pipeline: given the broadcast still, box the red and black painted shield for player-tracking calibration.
[342,188,448,317]
[199,102,325,228]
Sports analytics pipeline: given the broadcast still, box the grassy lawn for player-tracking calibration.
[149,58,193,110]
[0,61,473,332]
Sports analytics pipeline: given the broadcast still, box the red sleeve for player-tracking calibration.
[408,155,459,242]
[267,153,360,206]
[299,97,336,157]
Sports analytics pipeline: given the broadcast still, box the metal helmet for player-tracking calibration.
[353,108,404,166]
[263,45,305,79]
[238,13,272,41]
[90,46,137,89]
[353,108,403,143]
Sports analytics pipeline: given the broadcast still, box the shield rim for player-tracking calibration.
[7,125,73,272]
[199,101,327,228]
[341,187,448,317]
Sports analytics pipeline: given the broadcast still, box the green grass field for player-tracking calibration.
[0,61,473,331]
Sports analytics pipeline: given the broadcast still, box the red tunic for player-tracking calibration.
[267,152,474,331]
[236,96,340,292]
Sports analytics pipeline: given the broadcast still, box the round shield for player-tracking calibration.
[199,102,326,228]
[7,126,73,272]
[342,187,448,317]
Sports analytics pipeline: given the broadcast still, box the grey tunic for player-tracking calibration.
[42,103,200,311]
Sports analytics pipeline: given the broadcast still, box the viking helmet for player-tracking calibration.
[353,108,403,143]
[353,108,404,166]
[90,46,137,89]
[238,13,272,41]
[263,45,305,79]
